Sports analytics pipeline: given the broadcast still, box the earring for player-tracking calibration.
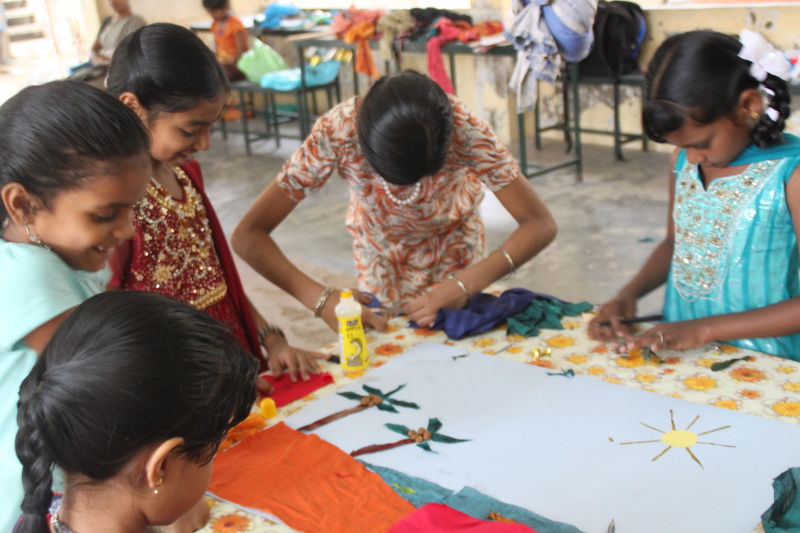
[154,478,163,495]
[24,222,50,251]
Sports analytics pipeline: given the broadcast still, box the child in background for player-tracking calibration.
[232,71,557,332]
[106,23,323,386]
[14,291,258,533]
[589,30,800,360]
[0,81,151,531]
[203,0,249,81]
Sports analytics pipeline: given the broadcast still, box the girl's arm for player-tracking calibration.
[247,298,326,382]
[628,164,800,353]
[234,28,249,62]
[587,149,679,343]
[405,174,557,327]
[232,180,388,333]
[23,309,74,354]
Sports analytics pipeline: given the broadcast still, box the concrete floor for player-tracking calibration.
[198,124,672,349]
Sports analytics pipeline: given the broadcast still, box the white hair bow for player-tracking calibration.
[738,29,791,82]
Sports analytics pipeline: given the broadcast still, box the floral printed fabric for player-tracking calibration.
[275,95,521,305]
[200,289,792,533]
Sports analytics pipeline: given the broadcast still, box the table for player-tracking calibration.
[197,300,800,533]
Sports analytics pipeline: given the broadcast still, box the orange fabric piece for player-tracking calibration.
[209,422,415,533]
[344,21,380,79]
[219,412,266,452]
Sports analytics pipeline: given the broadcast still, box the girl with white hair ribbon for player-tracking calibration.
[589,30,800,361]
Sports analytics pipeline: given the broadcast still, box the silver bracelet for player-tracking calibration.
[447,275,470,304]
[496,246,516,280]
[314,287,336,318]
[258,323,286,345]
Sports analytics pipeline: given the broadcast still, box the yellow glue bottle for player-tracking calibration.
[335,289,370,372]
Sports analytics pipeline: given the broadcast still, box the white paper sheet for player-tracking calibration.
[284,342,800,533]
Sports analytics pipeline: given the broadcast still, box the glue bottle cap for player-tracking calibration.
[341,289,353,299]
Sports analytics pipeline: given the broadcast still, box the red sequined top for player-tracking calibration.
[110,163,264,368]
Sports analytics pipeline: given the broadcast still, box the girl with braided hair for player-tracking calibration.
[13,291,257,533]
[589,30,800,360]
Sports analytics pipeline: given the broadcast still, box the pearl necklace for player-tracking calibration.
[379,179,422,206]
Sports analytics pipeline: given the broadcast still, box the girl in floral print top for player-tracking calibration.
[233,71,557,330]
[589,31,800,360]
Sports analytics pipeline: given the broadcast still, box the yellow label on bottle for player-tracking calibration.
[338,315,369,372]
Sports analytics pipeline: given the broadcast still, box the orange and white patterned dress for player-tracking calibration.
[276,95,521,306]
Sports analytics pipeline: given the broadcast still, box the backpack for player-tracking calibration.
[579,1,647,79]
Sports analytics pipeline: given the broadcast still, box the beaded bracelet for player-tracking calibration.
[258,323,286,345]
[496,246,516,280]
[314,287,336,318]
[447,275,470,304]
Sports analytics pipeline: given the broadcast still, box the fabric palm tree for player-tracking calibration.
[297,384,419,432]
[350,418,469,457]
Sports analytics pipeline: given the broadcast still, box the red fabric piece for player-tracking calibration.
[426,19,464,94]
[209,422,415,533]
[390,504,539,533]
[260,371,335,407]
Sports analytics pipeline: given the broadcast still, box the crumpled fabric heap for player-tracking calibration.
[333,7,385,78]
[408,8,473,41]
[427,288,541,339]
[505,0,597,113]
[506,294,593,337]
[763,468,800,533]
[376,10,415,63]
[426,18,503,94]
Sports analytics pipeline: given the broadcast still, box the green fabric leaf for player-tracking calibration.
[362,384,383,397]
[338,392,364,401]
[387,399,419,409]
[430,433,470,444]
[427,418,443,434]
[383,384,406,398]
[386,423,411,437]
[417,441,435,453]
[376,403,399,413]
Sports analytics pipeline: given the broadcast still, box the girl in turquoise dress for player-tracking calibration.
[589,30,800,361]
[0,81,151,530]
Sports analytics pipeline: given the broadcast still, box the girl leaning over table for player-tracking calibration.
[233,70,558,332]
[589,30,800,361]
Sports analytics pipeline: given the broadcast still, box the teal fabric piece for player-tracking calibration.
[358,461,453,509]
[259,60,341,91]
[663,142,800,360]
[730,133,800,167]
[359,461,585,533]
[763,468,800,533]
[506,297,593,337]
[445,486,585,533]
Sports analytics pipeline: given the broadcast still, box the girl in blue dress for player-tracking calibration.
[0,81,151,530]
[589,30,800,361]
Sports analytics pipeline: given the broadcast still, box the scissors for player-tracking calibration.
[362,292,405,315]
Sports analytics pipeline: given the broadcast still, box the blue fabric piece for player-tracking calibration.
[763,468,800,532]
[259,60,340,91]
[663,135,800,359]
[359,461,585,533]
[445,487,585,533]
[260,3,302,29]
[541,5,593,62]
[429,288,541,340]
[358,461,453,509]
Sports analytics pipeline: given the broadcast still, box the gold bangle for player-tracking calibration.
[314,287,336,318]
[447,275,470,304]
[496,246,516,280]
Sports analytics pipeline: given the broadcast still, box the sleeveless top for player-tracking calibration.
[663,134,800,359]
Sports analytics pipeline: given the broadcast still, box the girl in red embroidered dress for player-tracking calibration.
[106,24,324,401]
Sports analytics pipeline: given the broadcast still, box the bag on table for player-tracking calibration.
[579,0,646,79]
[236,39,289,83]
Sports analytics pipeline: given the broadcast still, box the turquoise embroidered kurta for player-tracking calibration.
[663,134,800,360]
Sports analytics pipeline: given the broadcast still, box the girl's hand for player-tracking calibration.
[587,295,637,343]
[256,376,274,397]
[626,320,712,354]
[263,333,326,382]
[406,278,469,328]
[319,289,388,333]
